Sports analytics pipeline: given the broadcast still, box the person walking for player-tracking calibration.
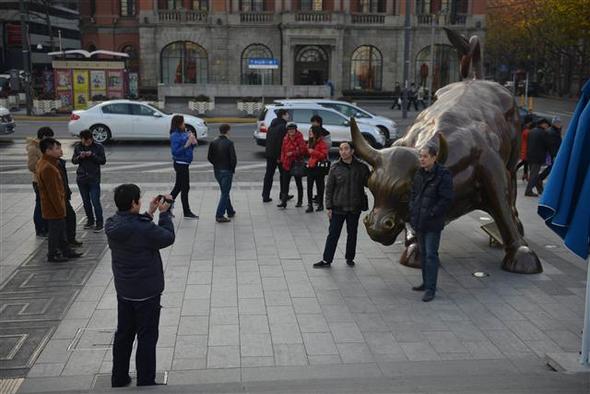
[516,118,533,182]
[538,116,563,183]
[208,124,237,223]
[306,126,329,213]
[262,109,289,203]
[277,122,307,209]
[56,141,82,247]
[169,115,199,219]
[407,83,419,111]
[72,129,106,232]
[310,114,332,149]
[314,142,370,268]
[105,184,175,387]
[391,82,402,110]
[409,144,453,302]
[417,85,427,109]
[37,138,82,263]
[525,118,550,197]
[27,127,54,238]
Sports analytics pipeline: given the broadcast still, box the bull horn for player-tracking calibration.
[437,133,448,165]
[350,117,381,166]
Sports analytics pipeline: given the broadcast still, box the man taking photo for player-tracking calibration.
[105,184,175,387]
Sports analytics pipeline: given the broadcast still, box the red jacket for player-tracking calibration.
[280,131,307,171]
[520,128,529,161]
[307,138,328,168]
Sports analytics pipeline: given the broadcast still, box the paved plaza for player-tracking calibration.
[1,174,589,392]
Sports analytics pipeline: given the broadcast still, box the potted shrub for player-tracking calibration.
[189,94,214,114]
[33,93,58,114]
[237,96,262,116]
[0,91,8,108]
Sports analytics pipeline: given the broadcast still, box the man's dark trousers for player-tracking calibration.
[214,169,235,218]
[112,295,161,387]
[262,158,286,200]
[78,181,103,225]
[417,232,441,293]
[47,219,69,258]
[322,211,360,263]
[526,163,542,193]
[65,201,77,243]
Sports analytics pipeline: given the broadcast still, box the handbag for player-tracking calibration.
[316,160,331,176]
[290,160,306,177]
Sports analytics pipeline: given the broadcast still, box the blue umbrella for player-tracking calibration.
[538,80,590,365]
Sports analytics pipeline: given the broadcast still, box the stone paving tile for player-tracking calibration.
[329,322,365,343]
[210,307,239,326]
[292,297,322,314]
[336,343,376,364]
[174,335,208,359]
[270,323,303,344]
[172,357,207,370]
[178,316,209,336]
[274,344,308,366]
[297,314,330,333]
[206,346,241,369]
[209,325,240,346]
[399,342,441,361]
[61,349,107,376]
[423,331,469,354]
[238,298,267,315]
[302,333,339,356]
[241,333,273,357]
[26,363,65,378]
[239,314,270,333]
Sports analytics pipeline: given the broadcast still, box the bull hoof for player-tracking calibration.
[400,242,421,269]
[502,246,543,274]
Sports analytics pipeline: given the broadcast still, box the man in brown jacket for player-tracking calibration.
[37,138,82,263]
[26,127,54,237]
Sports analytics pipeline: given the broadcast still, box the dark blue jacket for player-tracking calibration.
[105,210,175,300]
[409,163,453,233]
[71,142,106,184]
[170,129,194,164]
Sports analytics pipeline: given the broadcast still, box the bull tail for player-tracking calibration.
[443,27,483,80]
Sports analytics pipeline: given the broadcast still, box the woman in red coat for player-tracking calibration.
[306,126,329,212]
[278,123,308,208]
[516,119,532,181]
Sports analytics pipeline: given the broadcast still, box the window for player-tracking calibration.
[102,104,130,114]
[120,0,135,16]
[161,41,208,84]
[350,45,383,90]
[241,44,275,85]
[359,0,385,13]
[291,109,315,124]
[90,0,96,16]
[240,0,264,12]
[130,104,156,116]
[324,103,370,118]
[317,110,346,126]
[192,0,208,10]
[300,0,323,11]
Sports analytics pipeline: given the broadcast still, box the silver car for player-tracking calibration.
[0,105,15,135]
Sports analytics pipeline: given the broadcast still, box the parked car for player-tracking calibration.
[274,99,398,141]
[0,105,15,135]
[254,104,385,148]
[68,100,208,143]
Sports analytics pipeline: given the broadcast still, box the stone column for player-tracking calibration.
[342,0,350,12]
[275,0,283,12]
[386,0,394,14]
[334,0,341,12]
[284,0,292,11]
[231,0,240,12]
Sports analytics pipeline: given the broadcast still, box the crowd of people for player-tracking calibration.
[391,82,429,111]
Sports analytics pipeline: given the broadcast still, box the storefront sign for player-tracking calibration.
[52,60,125,70]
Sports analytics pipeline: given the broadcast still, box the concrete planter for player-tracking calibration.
[237,101,262,116]
[33,99,61,115]
[0,98,7,108]
[188,101,214,115]
[18,93,26,103]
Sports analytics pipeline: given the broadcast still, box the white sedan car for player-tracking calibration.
[68,100,208,143]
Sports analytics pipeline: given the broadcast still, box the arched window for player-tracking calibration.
[121,45,138,72]
[120,0,135,16]
[300,0,323,11]
[160,41,208,84]
[350,45,382,90]
[241,44,275,85]
[240,0,264,11]
[415,44,459,92]
[359,0,385,13]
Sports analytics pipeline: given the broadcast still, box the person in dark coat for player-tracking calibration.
[105,184,175,388]
[306,126,329,213]
[391,82,402,110]
[525,118,550,196]
[56,140,82,247]
[314,142,370,268]
[409,144,453,302]
[72,129,106,232]
[538,116,563,183]
[208,124,237,223]
[277,122,307,208]
[262,109,289,202]
[169,115,198,219]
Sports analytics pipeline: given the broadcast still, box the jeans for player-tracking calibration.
[112,295,161,387]
[214,170,235,218]
[170,162,191,214]
[65,200,77,242]
[33,182,47,235]
[416,231,442,292]
[322,211,361,263]
[78,181,103,225]
[526,163,542,194]
[262,158,286,200]
[47,218,70,258]
[280,172,303,204]
[307,168,325,207]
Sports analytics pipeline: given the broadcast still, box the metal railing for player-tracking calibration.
[240,12,274,23]
[157,10,208,23]
[351,13,385,24]
[448,13,467,25]
[294,12,332,23]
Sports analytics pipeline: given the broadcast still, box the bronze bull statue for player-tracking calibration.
[350,29,542,274]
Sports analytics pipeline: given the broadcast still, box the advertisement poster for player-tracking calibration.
[128,72,138,98]
[54,70,72,107]
[90,70,106,98]
[73,70,89,109]
[107,70,123,98]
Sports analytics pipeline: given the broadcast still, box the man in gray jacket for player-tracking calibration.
[314,141,370,268]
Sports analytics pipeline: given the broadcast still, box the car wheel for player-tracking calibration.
[362,133,380,149]
[90,124,111,143]
[377,126,390,142]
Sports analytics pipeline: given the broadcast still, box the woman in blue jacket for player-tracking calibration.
[169,115,199,219]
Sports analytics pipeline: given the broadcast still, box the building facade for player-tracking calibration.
[79,0,487,100]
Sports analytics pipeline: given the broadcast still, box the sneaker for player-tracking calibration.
[412,284,425,291]
[83,222,95,229]
[422,291,435,302]
[48,255,69,263]
[216,216,231,223]
[184,212,199,220]
[305,206,314,213]
[228,212,236,218]
[263,198,273,203]
[295,202,303,208]
[69,240,83,247]
[346,260,355,266]
[313,260,331,268]
[524,191,538,197]
[94,224,103,233]
[277,202,287,208]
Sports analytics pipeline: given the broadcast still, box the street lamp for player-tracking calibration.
[19,0,33,115]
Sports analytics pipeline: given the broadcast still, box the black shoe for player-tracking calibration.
[277,202,287,208]
[287,194,294,200]
[524,191,538,197]
[36,232,48,239]
[312,195,319,203]
[216,216,231,223]
[316,205,324,212]
[228,212,236,218]
[422,291,435,302]
[184,212,199,220]
[112,376,132,388]
[313,260,331,268]
[69,240,83,247]
[93,224,103,233]
[295,202,303,208]
[83,221,95,229]
[263,198,272,203]
[412,284,425,291]
[305,206,314,213]
[346,260,355,266]
[65,251,83,259]
[48,255,69,263]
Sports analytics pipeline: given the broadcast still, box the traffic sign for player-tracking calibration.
[248,58,279,70]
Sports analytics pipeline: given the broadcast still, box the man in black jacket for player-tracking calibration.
[208,124,237,223]
[409,144,453,302]
[525,119,550,197]
[538,117,563,184]
[314,142,370,268]
[72,129,106,232]
[56,141,82,247]
[262,109,289,202]
[105,184,175,388]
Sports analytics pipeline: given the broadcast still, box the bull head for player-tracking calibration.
[351,118,448,246]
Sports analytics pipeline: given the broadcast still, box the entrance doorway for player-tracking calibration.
[294,46,329,85]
